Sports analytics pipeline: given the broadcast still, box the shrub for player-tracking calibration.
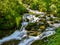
[0,0,27,30]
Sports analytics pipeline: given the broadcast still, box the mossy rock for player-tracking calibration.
[26,23,37,30]
[27,31,41,36]
[39,26,46,30]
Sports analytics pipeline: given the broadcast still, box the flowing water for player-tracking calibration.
[0,8,60,45]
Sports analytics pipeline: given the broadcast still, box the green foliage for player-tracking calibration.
[30,0,57,12]
[47,27,60,45]
[15,15,22,28]
[22,0,60,17]
[0,0,27,30]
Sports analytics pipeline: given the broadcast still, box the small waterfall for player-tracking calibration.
[0,8,60,45]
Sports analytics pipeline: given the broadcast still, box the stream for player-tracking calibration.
[0,8,60,45]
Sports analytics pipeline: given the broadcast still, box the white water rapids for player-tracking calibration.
[0,8,60,45]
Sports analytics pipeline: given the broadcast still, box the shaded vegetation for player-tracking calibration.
[0,29,15,38]
[2,40,20,45]
[0,0,27,30]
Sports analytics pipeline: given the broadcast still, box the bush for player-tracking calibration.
[0,0,27,30]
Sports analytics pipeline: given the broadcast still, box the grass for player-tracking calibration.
[47,27,60,45]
